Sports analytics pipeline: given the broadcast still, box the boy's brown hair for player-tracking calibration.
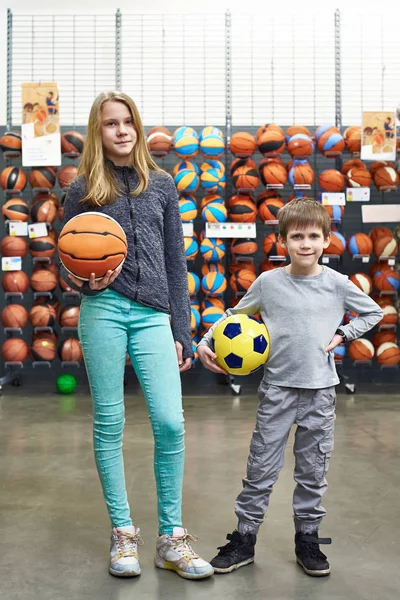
[278,197,331,240]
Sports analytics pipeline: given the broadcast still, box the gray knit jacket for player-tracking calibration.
[60,163,193,359]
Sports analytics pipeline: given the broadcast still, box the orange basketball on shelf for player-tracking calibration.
[59,338,83,362]
[373,269,400,292]
[344,126,360,140]
[346,168,372,188]
[29,304,57,328]
[256,189,283,207]
[348,339,374,361]
[2,270,29,293]
[260,258,285,273]
[324,205,344,220]
[30,270,58,292]
[256,124,284,139]
[317,130,345,155]
[341,159,366,175]
[2,198,29,222]
[31,338,57,361]
[347,233,373,256]
[324,231,346,255]
[28,167,57,189]
[1,304,29,328]
[285,126,311,139]
[230,157,257,175]
[376,343,400,365]
[230,269,257,294]
[369,161,393,176]
[263,233,287,257]
[373,166,399,190]
[57,165,78,188]
[0,236,28,258]
[287,135,314,157]
[229,198,257,222]
[257,129,286,157]
[1,338,29,362]
[369,226,393,244]
[288,161,314,186]
[61,130,85,154]
[380,305,398,325]
[29,236,57,259]
[0,166,27,191]
[59,305,80,328]
[146,126,172,156]
[318,169,345,192]
[373,236,398,259]
[261,162,288,186]
[0,130,22,152]
[258,198,284,221]
[349,273,373,295]
[346,132,361,154]
[372,330,397,348]
[228,261,256,275]
[33,295,60,313]
[227,193,253,209]
[230,238,258,256]
[30,196,58,224]
[58,212,128,280]
[229,132,257,157]
[232,166,259,190]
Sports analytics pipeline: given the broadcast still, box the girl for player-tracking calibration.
[61,91,213,580]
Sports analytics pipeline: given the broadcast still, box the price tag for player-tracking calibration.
[9,222,28,236]
[322,256,330,264]
[28,223,48,239]
[321,193,346,206]
[2,257,22,271]
[346,188,370,202]
[206,222,256,239]
[182,223,194,237]
[362,256,369,263]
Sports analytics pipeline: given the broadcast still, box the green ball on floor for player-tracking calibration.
[56,374,77,394]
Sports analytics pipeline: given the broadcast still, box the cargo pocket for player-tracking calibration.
[314,438,334,482]
[247,437,266,479]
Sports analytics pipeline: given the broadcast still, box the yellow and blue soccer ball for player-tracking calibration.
[212,314,270,375]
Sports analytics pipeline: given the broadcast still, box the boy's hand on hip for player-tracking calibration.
[325,334,344,353]
[175,341,192,372]
[197,345,227,374]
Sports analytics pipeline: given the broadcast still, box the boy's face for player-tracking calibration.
[279,226,330,270]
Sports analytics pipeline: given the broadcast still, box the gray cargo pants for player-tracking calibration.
[236,382,336,535]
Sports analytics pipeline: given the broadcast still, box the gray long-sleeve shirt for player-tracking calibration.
[61,164,193,359]
[199,266,384,388]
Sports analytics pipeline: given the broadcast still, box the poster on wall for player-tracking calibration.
[361,111,396,161]
[21,82,61,167]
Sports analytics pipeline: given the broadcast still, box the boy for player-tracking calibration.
[198,198,383,577]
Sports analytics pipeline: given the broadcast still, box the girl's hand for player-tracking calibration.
[197,345,227,374]
[175,341,192,372]
[325,334,344,353]
[68,266,122,290]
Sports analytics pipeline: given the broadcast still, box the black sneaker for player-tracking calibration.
[295,532,332,577]
[210,530,256,574]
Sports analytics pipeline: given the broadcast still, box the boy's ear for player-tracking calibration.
[278,234,286,247]
[323,233,331,249]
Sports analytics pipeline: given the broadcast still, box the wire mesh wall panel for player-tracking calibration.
[341,11,400,125]
[10,14,116,127]
[230,12,336,126]
[120,14,226,126]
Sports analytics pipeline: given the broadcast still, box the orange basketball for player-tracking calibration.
[288,162,314,186]
[230,157,257,175]
[146,126,172,156]
[229,198,258,222]
[29,236,57,259]
[373,236,398,259]
[257,129,286,156]
[369,161,394,176]
[230,269,257,294]
[227,193,253,209]
[349,273,373,295]
[286,125,311,139]
[30,270,58,292]
[346,132,361,154]
[373,269,400,292]
[230,238,258,256]
[229,132,257,157]
[1,304,28,329]
[324,231,346,255]
[232,166,259,190]
[256,124,284,139]
[57,165,78,188]
[373,166,399,190]
[61,130,85,155]
[341,159,366,175]
[261,162,288,186]
[59,338,83,362]
[258,198,284,221]
[1,270,29,293]
[324,205,344,220]
[256,189,283,207]
[376,343,400,365]
[346,168,372,187]
[347,233,373,256]
[1,338,29,362]
[380,305,398,325]
[28,167,57,189]
[263,233,287,257]
[29,304,57,328]
[31,338,57,361]
[58,212,128,280]
[318,169,345,192]
[348,339,374,361]
[372,330,397,348]
[0,130,22,152]
[228,260,256,275]
[2,198,29,222]
[0,166,27,191]
[59,305,80,327]
[0,236,28,258]
[369,226,393,244]
[317,129,345,155]
[287,135,314,157]
[30,196,58,224]
[344,126,360,140]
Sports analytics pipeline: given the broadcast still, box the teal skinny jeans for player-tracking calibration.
[78,288,185,534]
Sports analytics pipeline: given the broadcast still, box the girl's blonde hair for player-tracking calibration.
[278,197,331,239]
[78,91,160,206]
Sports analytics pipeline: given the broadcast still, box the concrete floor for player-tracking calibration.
[0,386,399,600]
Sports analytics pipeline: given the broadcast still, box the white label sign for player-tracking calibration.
[182,223,194,237]
[2,257,22,271]
[321,193,346,206]
[205,222,257,239]
[9,221,28,236]
[346,188,370,202]
[28,223,48,239]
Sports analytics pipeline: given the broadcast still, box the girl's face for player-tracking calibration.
[101,100,137,166]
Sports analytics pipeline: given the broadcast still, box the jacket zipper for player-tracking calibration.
[123,167,140,300]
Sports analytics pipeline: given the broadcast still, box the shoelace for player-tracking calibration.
[115,530,144,559]
[171,532,199,560]
[216,533,242,556]
[298,536,331,561]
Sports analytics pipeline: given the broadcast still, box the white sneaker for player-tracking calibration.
[109,525,143,577]
[154,527,214,579]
